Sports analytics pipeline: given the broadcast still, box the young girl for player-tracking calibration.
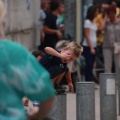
[40,42,83,93]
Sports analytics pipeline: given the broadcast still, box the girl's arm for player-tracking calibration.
[44,47,70,59]
[65,70,74,93]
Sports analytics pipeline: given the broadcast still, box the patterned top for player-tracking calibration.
[0,40,55,120]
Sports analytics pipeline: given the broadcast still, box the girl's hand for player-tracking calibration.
[68,82,74,93]
[60,52,71,59]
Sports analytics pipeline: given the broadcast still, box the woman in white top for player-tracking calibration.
[82,5,103,82]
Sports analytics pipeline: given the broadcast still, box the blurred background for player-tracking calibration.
[3,0,120,85]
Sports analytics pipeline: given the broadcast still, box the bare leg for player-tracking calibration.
[54,72,66,84]
[52,76,57,83]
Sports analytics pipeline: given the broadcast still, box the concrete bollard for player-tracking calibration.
[47,94,66,120]
[116,67,120,115]
[76,82,95,120]
[100,73,117,120]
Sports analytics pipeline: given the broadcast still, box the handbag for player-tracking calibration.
[114,42,120,54]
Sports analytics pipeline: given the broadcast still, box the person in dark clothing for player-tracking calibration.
[40,42,83,93]
[42,0,63,50]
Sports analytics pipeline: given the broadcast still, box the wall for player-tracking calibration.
[4,0,40,51]
[64,0,76,40]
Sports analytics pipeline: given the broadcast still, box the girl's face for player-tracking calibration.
[61,50,77,63]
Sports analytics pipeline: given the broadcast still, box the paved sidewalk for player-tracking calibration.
[67,86,120,120]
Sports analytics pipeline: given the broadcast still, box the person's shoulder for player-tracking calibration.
[40,9,46,20]
[0,39,31,57]
[0,39,20,45]
[0,39,23,49]
[47,12,57,19]
[45,12,53,17]
[85,19,91,24]
[49,51,62,61]
[84,19,92,26]
[39,53,52,64]
[44,12,55,22]
[0,39,14,45]
[84,19,91,28]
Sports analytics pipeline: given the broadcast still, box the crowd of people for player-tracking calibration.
[24,0,120,119]
[29,0,120,117]
[39,0,120,83]
[0,0,83,120]
[82,0,120,83]
[0,0,120,119]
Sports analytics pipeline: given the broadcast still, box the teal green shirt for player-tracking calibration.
[0,40,55,120]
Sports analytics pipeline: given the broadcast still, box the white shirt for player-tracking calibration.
[82,19,97,47]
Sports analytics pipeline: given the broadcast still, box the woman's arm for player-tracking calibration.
[98,16,107,30]
[43,26,57,34]
[43,26,63,39]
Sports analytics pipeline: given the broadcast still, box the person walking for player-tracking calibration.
[103,5,120,73]
[82,6,99,82]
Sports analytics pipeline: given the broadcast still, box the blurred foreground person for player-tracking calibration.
[0,1,55,120]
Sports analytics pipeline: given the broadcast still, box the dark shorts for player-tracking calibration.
[47,65,68,79]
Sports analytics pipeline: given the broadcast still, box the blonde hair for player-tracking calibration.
[65,41,83,58]
[0,0,6,38]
